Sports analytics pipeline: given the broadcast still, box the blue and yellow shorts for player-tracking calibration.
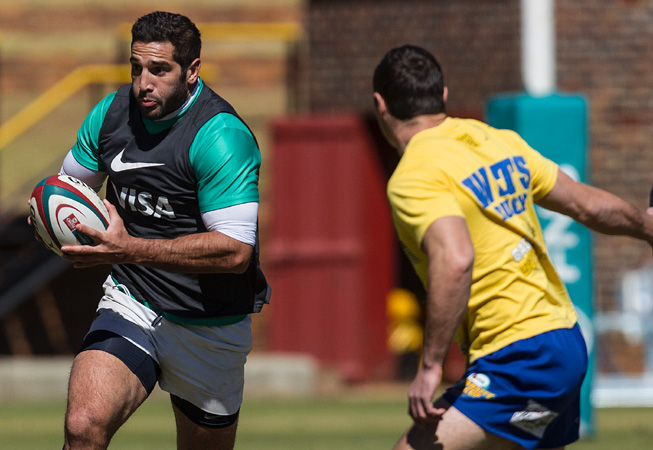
[443,324,588,449]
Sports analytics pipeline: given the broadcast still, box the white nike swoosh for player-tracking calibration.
[110,149,165,172]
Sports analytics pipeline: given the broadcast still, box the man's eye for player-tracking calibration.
[131,65,142,76]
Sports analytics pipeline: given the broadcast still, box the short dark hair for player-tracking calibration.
[131,11,201,71]
[373,45,446,119]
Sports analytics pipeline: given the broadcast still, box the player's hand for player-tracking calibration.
[407,365,446,427]
[26,215,41,241]
[646,207,653,250]
[60,200,132,267]
[26,203,43,243]
[648,186,653,250]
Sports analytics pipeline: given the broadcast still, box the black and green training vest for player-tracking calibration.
[98,83,269,321]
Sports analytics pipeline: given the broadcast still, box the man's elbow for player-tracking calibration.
[230,247,254,274]
[451,246,475,277]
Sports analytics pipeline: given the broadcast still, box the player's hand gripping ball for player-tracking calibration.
[30,175,110,256]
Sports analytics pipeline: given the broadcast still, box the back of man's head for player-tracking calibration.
[373,45,446,120]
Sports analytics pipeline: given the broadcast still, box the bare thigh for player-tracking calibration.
[172,402,239,450]
[393,399,523,450]
[64,349,149,449]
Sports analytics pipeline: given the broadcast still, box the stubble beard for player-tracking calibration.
[139,78,190,121]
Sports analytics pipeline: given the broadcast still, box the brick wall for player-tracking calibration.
[306,0,522,115]
[557,0,653,313]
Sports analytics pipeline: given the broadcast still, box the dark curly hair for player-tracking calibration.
[131,11,201,71]
[373,45,446,120]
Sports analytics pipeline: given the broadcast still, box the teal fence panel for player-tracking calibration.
[486,93,594,436]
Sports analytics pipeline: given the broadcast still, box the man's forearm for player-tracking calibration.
[421,261,472,370]
[127,231,253,273]
[539,169,653,244]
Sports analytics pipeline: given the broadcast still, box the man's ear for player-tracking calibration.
[187,58,201,84]
[373,92,387,115]
[443,86,449,103]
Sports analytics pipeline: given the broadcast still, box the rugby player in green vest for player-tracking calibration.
[51,11,269,450]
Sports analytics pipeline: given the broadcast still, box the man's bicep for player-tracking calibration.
[201,202,259,246]
[71,92,116,172]
[421,216,474,263]
[193,122,261,211]
[60,151,107,191]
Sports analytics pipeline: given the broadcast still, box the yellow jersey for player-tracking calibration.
[387,117,577,362]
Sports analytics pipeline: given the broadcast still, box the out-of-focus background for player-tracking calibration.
[1,0,653,446]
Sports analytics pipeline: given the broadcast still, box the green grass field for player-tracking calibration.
[1,394,652,449]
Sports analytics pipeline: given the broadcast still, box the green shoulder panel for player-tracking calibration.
[190,113,261,212]
[70,92,117,171]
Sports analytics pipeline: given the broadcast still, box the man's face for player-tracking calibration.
[130,41,190,120]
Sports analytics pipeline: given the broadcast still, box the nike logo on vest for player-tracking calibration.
[110,149,165,172]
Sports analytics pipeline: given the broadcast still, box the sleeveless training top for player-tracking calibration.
[84,82,269,319]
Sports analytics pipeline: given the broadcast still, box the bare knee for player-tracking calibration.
[64,406,113,449]
[64,350,149,449]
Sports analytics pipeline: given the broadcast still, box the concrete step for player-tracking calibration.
[0,352,320,402]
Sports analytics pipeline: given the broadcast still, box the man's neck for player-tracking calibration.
[395,113,447,154]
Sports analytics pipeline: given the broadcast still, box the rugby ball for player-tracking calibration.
[30,175,110,256]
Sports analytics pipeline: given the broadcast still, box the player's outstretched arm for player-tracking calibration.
[537,169,653,247]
